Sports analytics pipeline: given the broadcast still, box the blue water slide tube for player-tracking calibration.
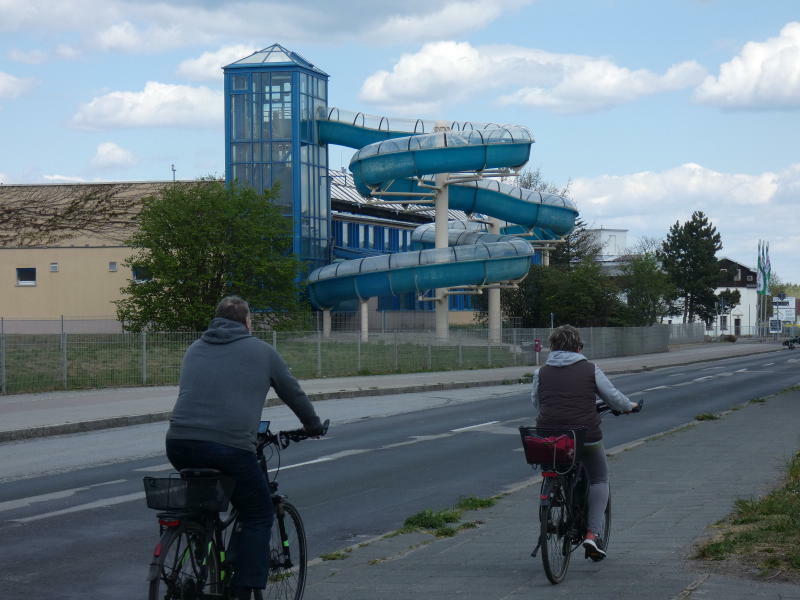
[309,110,578,309]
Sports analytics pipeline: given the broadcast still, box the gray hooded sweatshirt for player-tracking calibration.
[167,317,321,452]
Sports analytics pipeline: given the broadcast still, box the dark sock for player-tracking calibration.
[233,587,252,600]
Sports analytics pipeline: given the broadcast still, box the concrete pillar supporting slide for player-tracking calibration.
[360,300,369,343]
[434,170,450,342]
[322,309,331,339]
[487,217,502,344]
[543,247,550,267]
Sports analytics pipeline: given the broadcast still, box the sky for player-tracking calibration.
[1,0,798,282]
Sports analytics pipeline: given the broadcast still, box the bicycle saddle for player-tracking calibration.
[180,468,223,479]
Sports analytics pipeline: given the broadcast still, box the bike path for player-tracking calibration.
[0,342,784,443]
[303,388,800,600]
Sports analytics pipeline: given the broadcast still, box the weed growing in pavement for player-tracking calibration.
[695,413,720,421]
[749,397,768,404]
[320,551,349,561]
[696,452,800,581]
[402,508,461,531]
[456,495,497,510]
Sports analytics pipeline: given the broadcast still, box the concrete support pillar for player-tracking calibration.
[322,309,331,339]
[543,247,550,267]
[360,300,369,343]
[487,217,502,344]
[434,170,450,342]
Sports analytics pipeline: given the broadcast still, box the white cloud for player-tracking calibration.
[0,173,8,184]
[42,174,88,183]
[0,0,518,49]
[56,44,81,60]
[91,142,137,168]
[0,71,35,99]
[695,22,800,109]
[72,81,222,129]
[570,162,800,281]
[360,42,706,114]
[177,44,258,81]
[370,0,529,43]
[8,48,47,64]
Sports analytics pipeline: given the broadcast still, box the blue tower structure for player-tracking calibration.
[223,44,330,270]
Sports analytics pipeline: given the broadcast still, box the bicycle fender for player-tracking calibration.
[539,478,555,507]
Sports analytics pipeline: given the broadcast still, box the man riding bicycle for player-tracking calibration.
[165,296,325,600]
[531,325,637,561]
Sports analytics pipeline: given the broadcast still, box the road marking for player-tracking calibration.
[692,376,714,382]
[764,362,775,366]
[0,479,126,514]
[735,368,748,373]
[451,421,499,432]
[668,373,685,377]
[702,366,725,371]
[643,386,668,391]
[12,491,145,523]
[134,463,174,473]
[267,457,333,473]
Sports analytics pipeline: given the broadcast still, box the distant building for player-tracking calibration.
[587,228,628,275]
[709,257,759,336]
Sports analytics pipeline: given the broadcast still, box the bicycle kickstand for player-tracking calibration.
[530,538,542,558]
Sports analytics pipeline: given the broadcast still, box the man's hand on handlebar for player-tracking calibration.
[303,418,329,437]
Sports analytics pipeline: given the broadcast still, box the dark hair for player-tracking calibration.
[215,295,250,326]
[548,324,583,353]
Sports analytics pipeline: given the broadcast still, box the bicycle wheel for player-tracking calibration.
[540,490,572,584]
[265,499,307,600]
[148,523,221,600]
[598,494,611,553]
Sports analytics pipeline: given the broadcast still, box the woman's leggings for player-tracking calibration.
[582,441,609,535]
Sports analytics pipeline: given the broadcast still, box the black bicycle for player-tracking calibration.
[519,400,642,584]
[144,419,329,600]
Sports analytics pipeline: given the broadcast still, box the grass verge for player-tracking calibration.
[696,451,800,581]
[399,495,497,537]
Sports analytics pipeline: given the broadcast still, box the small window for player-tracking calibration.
[747,275,753,281]
[16,267,37,286]
[49,262,59,272]
[108,261,118,272]
[132,266,152,283]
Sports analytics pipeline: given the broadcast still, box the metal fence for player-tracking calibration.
[0,324,676,395]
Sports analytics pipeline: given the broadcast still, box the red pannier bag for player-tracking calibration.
[518,427,583,469]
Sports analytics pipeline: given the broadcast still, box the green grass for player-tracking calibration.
[320,551,350,561]
[455,495,497,511]
[696,452,800,578]
[402,508,462,530]
[0,332,521,394]
[695,412,720,421]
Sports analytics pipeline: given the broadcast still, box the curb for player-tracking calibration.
[0,376,529,443]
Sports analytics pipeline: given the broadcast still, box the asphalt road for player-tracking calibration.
[1,351,798,599]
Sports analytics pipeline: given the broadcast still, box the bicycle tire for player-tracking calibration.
[265,499,307,600]
[598,494,611,552]
[540,488,571,584]
[148,522,221,600]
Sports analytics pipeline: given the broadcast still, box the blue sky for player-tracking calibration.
[1,0,798,282]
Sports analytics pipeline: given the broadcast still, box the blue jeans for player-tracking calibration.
[166,439,274,590]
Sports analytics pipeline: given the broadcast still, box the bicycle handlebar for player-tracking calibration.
[257,419,330,452]
[596,398,644,417]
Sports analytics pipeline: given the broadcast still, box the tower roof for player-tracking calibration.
[224,43,328,75]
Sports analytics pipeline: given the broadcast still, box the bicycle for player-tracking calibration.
[143,419,329,600]
[519,399,643,584]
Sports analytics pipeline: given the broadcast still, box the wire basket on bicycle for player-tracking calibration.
[518,427,586,473]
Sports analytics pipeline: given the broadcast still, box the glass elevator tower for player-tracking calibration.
[223,44,330,269]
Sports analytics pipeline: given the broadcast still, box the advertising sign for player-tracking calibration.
[772,297,796,323]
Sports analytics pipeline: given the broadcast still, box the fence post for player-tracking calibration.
[357,333,362,373]
[513,328,517,366]
[0,317,6,395]
[487,337,492,367]
[428,342,432,370]
[394,330,399,372]
[316,330,322,378]
[272,331,277,350]
[458,343,463,368]
[142,331,148,385]
[61,316,68,389]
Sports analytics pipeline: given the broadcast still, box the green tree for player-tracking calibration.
[115,180,302,331]
[548,218,603,266]
[659,211,723,323]
[617,253,676,326]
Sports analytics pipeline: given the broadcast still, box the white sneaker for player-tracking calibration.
[583,534,606,561]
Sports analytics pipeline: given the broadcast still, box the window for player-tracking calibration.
[16,267,36,286]
[747,275,753,282]
[108,261,118,272]
[132,266,152,283]
[720,315,728,331]
[49,262,59,272]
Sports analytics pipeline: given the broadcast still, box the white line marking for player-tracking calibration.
[692,376,714,382]
[735,368,748,373]
[451,421,499,432]
[764,363,775,366]
[12,492,145,523]
[134,463,174,473]
[0,479,126,514]
[267,457,333,473]
[643,386,668,391]
[668,373,685,377]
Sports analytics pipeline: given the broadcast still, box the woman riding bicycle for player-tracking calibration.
[531,325,637,561]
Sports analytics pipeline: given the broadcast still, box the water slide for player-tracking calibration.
[308,110,578,310]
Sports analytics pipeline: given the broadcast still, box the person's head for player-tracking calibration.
[548,325,584,353]
[215,295,251,330]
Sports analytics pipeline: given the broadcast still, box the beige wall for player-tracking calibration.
[0,244,134,318]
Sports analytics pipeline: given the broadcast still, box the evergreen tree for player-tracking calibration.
[617,253,676,326]
[659,211,723,323]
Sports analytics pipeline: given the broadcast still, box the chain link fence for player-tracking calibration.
[0,318,681,394]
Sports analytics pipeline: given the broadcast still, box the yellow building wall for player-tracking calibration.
[0,244,134,318]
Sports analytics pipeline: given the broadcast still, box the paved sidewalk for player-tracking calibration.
[0,341,783,442]
[303,389,800,600]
